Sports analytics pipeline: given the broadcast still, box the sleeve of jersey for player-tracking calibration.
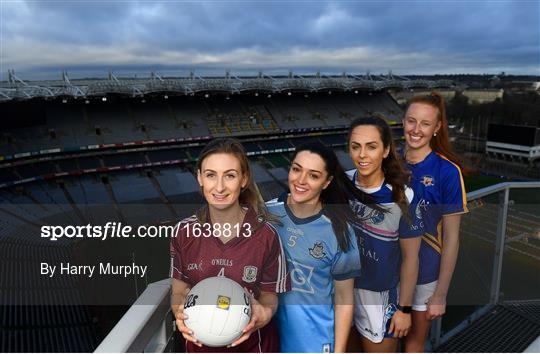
[259,229,290,293]
[169,223,187,281]
[399,197,425,239]
[442,165,468,215]
[331,225,361,281]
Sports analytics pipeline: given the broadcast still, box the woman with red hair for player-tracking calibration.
[402,92,469,352]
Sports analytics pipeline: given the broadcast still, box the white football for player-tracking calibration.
[183,276,252,347]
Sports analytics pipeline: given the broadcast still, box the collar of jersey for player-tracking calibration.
[280,193,325,225]
[352,170,385,194]
[206,204,259,230]
[406,150,437,169]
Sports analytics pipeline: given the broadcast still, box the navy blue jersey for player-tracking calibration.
[406,151,468,284]
[347,170,424,292]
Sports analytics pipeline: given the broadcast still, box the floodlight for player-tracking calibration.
[102,97,107,102]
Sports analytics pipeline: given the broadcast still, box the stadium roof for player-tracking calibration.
[0,70,455,102]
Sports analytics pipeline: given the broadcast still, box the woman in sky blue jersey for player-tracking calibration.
[267,141,382,353]
[347,116,424,353]
[402,92,468,352]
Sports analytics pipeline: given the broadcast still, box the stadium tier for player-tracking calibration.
[0,91,398,157]
[4,83,538,353]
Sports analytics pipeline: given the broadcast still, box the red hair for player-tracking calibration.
[407,91,470,174]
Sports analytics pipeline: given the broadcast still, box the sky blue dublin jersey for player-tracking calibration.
[346,170,424,292]
[406,151,468,284]
[267,194,361,353]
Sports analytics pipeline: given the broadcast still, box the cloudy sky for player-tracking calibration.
[1,0,539,80]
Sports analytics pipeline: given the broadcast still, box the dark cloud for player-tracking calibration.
[2,0,539,79]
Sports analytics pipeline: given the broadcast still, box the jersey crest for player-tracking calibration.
[309,242,326,259]
[369,210,385,224]
[242,265,258,283]
[421,175,435,187]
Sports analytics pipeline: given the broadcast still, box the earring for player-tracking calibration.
[434,132,438,137]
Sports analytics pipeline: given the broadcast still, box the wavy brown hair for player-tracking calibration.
[347,116,411,220]
[195,137,277,224]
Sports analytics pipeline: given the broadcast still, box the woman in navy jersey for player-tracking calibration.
[402,92,468,352]
[170,138,288,353]
[347,116,423,353]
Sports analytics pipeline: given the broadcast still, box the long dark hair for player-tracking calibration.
[407,92,469,174]
[291,141,382,252]
[196,137,276,224]
[347,116,410,219]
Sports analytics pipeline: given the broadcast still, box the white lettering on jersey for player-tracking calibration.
[217,267,225,277]
[288,234,297,247]
[187,261,203,271]
[211,259,233,266]
[362,248,380,262]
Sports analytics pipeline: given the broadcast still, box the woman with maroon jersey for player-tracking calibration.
[170,137,288,353]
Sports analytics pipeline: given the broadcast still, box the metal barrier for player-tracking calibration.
[94,279,173,353]
[94,181,540,352]
[429,181,540,349]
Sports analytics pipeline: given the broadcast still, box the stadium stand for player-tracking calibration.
[16,85,533,353]
[0,168,18,184]
[168,99,211,137]
[46,102,88,147]
[129,101,180,140]
[108,171,159,203]
[147,149,188,163]
[0,236,98,352]
[336,149,356,170]
[77,156,102,170]
[101,152,146,167]
[85,102,145,144]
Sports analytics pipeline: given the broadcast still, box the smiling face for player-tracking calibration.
[288,151,332,205]
[403,102,442,153]
[197,152,247,211]
[348,125,389,187]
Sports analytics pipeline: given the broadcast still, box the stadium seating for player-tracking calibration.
[0,89,408,352]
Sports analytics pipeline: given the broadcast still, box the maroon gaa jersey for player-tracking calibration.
[170,206,289,352]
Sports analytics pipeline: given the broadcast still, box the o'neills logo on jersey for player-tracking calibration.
[287,227,304,236]
[211,259,233,266]
[242,265,258,283]
[421,175,435,187]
